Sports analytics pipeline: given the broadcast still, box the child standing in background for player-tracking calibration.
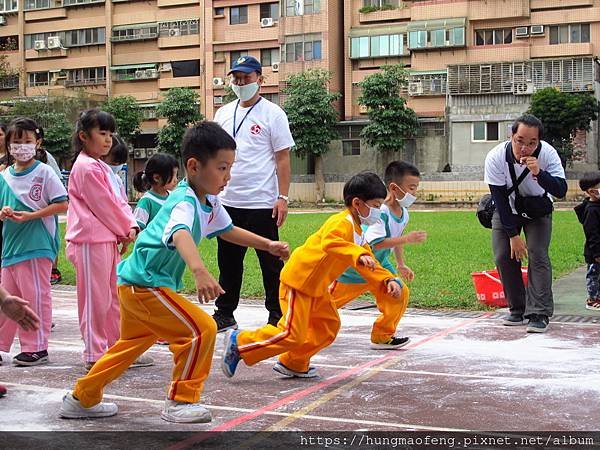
[132,153,179,230]
[65,109,152,370]
[102,135,129,202]
[0,117,68,366]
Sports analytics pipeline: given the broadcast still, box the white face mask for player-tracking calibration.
[357,203,382,226]
[232,82,260,102]
[109,164,123,174]
[9,143,36,162]
[396,187,417,208]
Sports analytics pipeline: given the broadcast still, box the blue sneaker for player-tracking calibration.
[221,329,241,378]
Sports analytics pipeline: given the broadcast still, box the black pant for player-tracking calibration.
[215,206,283,324]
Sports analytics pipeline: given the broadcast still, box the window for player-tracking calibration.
[351,34,404,58]
[472,122,499,142]
[0,0,17,12]
[409,30,427,49]
[475,28,512,46]
[214,7,224,16]
[159,20,199,37]
[409,27,463,49]
[112,24,158,42]
[262,93,280,105]
[24,0,49,10]
[66,67,106,86]
[140,105,158,120]
[25,28,105,49]
[283,34,322,62]
[363,0,399,6]
[28,71,49,86]
[63,0,104,6]
[261,48,280,66]
[342,140,360,156]
[230,6,248,25]
[260,2,278,19]
[549,23,590,44]
[230,50,249,65]
[0,35,18,51]
[172,59,200,77]
[284,0,320,16]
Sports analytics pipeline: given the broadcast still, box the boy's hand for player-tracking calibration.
[398,265,415,282]
[404,230,427,244]
[358,255,376,270]
[268,241,290,260]
[0,206,14,220]
[8,211,35,223]
[119,242,129,256]
[1,295,40,331]
[120,228,138,245]
[194,270,225,304]
[386,280,402,298]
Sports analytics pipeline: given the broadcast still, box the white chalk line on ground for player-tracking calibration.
[2,381,468,432]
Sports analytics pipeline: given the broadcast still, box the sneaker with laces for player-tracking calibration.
[503,313,528,326]
[50,269,62,285]
[526,314,549,333]
[161,399,212,423]
[59,392,118,419]
[84,361,96,372]
[156,339,169,345]
[273,361,319,378]
[370,336,410,350]
[13,350,48,366]
[585,298,600,311]
[130,354,154,368]
[0,354,3,365]
[221,329,241,378]
[213,312,238,333]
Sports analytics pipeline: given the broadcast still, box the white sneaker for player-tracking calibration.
[59,392,118,419]
[273,361,319,378]
[161,399,212,423]
[130,354,154,369]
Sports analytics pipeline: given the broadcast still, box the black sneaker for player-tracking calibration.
[50,269,62,285]
[13,350,49,366]
[527,314,549,333]
[370,336,410,350]
[212,313,238,333]
[503,313,528,326]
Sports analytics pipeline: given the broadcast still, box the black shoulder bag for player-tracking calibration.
[506,143,553,220]
[477,142,530,228]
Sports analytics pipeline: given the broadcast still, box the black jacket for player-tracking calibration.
[574,198,600,264]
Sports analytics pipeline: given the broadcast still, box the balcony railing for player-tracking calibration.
[64,77,106,87]
[111,32,159,42]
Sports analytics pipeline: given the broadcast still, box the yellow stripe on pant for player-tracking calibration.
[331,280,410,343]
[237,283,341,374]
[73,285,217,407]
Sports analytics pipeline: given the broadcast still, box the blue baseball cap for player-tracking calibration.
[228,55,262,75]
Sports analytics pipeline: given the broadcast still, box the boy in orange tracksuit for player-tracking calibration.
[222,171,403,379]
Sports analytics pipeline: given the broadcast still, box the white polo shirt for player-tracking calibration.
[214,97,294,209]
[484,140,565,214]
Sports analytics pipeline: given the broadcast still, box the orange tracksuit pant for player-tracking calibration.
[237,282,340,374]
[73,285,217,407]
[330,280,410,343]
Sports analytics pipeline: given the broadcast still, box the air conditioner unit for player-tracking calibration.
[408,81,423,96]
[260,17,274,28]
[34,40,47,51]
[145,148,156,158]
[271,62,279,72]
[168,28,181,37]
[47,36,62,49]
[159,62,172,72]
[530,25,545,35]
[515,26,529,38]
[133,148,147,159]
[146,69,158,78]
[359,104,368,114]
[514,82,535,95]
[212,77,224,86]
[135,70,146,79]
[0,16,6,26]
[213,96,223,105]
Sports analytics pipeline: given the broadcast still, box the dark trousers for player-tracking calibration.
[491,211,553,318]
[215,206,283,324]
[586,263,600,300]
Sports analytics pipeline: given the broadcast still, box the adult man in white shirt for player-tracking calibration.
[484,114,567,333]
[213,56,294,332]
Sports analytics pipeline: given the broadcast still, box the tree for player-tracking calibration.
[156,88,203,157]
[103,95,143,145]
[527,87,600,166]
[358,65,419,155]
[37,111,73,165]
[283,69,341,203]
[222,85,237,104]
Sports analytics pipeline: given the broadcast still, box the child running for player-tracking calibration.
[331,161,427,350]
[59,121,289,423]
[65,109,152,370]
[132,152,179,230]
[0,117,68,366]
[222,171,403,379]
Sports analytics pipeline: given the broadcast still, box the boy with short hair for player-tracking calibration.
[59,122,289,423]
[331,161,427,350]
[574,172,600,311]
[222,171,403,379]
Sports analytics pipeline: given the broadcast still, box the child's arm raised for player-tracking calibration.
[371,230,427,250]
[220,226,290,260]
[172,229,224,303]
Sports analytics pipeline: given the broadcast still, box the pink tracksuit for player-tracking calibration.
[65,152,137,363]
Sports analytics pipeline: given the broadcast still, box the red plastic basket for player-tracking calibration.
[471,268,528,308]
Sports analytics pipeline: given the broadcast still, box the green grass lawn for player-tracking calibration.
[56,210,585,310]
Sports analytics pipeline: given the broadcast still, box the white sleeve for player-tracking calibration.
[205,197,233,239]
[44,167,68,203]
[162,201,195,249]
[484,147,506,186]
[542,143,566,179]
[364,217,387,245]
[270,107,295,152]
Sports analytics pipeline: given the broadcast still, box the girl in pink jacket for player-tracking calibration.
[65,109,151,370]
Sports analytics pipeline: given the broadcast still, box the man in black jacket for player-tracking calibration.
[574,173,600,311]
[484,115,568,333]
